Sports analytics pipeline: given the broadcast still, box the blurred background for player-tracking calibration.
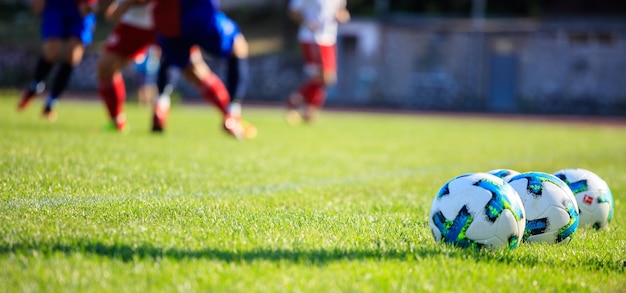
[1,0,626,115]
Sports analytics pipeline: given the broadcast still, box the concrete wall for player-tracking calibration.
[0,0,280,9]
[333,18,626,114]
[2,17,626,115]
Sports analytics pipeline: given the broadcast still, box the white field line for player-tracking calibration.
[2,161,486,210]
[4,146,622,210]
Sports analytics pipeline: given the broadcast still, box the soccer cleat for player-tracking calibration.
[17,82,45,111]
[302,106,320,123]
[151,113,164,132]
[222,113,257,140]
[224,100,257,139]
[151,95,170,133]
[17,90,36,111]
[285,92,305,125]
[101,115,129,133]
[241,119,258,139]
[42,107,57,122]
[223,114,245,139]
[285,109,302,126]
[223,115,258,139]
[101,121,130,133]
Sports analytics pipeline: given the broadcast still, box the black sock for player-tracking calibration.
[227,56,249,103]
[49,62,74,98]
[156,60,178,96]
[29,56,54,93]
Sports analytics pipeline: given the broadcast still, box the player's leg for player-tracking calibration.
[97,23,156,131]
[185,60,252,139]
[150,37,192,132]
[97,50,130,130]
[210,13,256,137]
[156,35,250,139]
[41,37,84,120]
[286,42,324,124]
[292,44,337,122]
[151,50,241,135]
[151,56,179,132]
[319,45,338,87]
[41,11,96,120]
[229,35,258,138]
[18,7,65,111]
[181,49,230,116]
[301,43,337,122]
[18,39,63,111]
[206,12,250,117]
[181,49,251,139]
[192,44,252,139]
[226,34,249,116]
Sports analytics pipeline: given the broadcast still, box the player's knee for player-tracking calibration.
[232,34,248,58]
[96,53,125,79]
[65,39,85,66]
[42,40,62,61]
[96,60,112,79]
[322,72,337,86]
[182,65,204,86]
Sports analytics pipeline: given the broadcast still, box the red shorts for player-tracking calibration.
[300,42,337,74]
[104,23,157,59]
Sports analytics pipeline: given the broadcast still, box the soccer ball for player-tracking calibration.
[508,172,579,244]
[428,173,526,250]
[487,169,521,182]
[554,168,614,230]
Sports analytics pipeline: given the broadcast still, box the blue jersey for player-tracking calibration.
[154,0,240,68]
[154,0,222,37]
[40,0,96,45]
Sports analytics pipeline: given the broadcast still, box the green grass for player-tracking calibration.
[1,93,625,292]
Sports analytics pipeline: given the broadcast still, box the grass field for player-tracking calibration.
[1,92,625,292]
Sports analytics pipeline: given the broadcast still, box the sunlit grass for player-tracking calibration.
[1,94,625,292]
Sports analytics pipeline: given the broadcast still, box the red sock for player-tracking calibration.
[299,79,326,108]
[309,83,326,108]
[199,73,230,115]
[297,80,313,102]
[98,72,126,121]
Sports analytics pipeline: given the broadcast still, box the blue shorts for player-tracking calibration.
[41,6,96,45]
[159,12,240,68]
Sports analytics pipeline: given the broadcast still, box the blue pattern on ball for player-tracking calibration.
[474,178,524,222]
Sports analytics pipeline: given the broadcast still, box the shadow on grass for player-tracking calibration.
[0,241,428,264]
[0,240,624,272]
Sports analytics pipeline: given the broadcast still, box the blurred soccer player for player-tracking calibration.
[285,0,350,124]
[96,0,206,133]
[96,0,157,131]
[152,0,255,139]
[17,0,98,121]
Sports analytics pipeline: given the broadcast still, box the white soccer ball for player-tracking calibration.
[487,169,521,182]
[428,173,526,250]
[554,168,614,230]
[508,172,579,244]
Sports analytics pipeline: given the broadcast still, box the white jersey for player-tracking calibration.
[119,1,155,30]
[289,0,346,46]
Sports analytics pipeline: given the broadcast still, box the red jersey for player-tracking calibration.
[152,0,220,37]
